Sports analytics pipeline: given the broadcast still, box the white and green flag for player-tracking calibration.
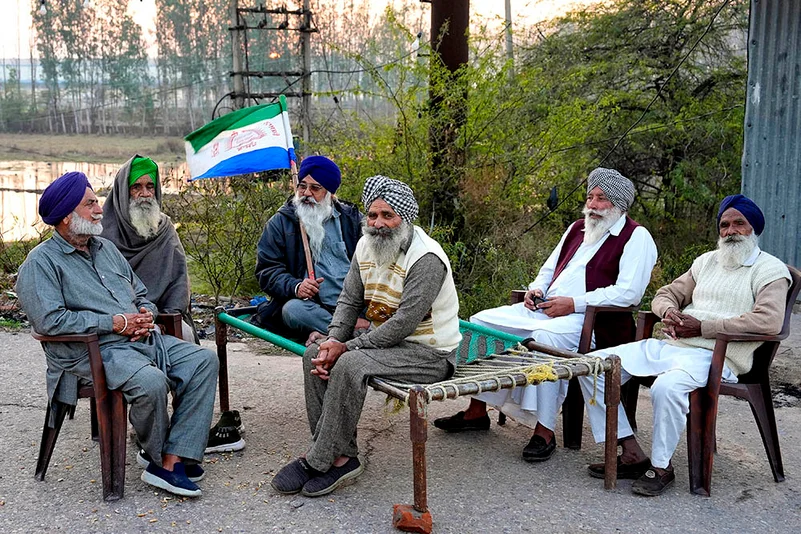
[184,95,295,180]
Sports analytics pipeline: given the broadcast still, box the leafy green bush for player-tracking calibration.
[166,176,289,303]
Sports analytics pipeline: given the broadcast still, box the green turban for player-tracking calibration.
[128,156,159,187]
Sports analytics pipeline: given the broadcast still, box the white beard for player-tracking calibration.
[582,206,624,245]
[362,220,412,267]
[716,232,758,269]
[69,211,103,236]
[129,197,162,239]
[293,192,333,259]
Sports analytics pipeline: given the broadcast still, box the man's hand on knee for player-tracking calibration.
[306,330,328,347]
[310,338,348,380]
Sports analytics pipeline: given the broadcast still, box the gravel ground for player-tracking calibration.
[0,314,800,533]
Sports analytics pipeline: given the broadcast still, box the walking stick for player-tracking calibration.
[291,159,316,279]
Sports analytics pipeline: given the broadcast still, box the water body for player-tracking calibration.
[0,160,187,242]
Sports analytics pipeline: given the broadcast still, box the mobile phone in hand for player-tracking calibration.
[533,296,547,307]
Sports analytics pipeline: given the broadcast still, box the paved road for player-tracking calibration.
[1,322,800,533]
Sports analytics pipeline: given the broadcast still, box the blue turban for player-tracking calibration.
[298,156,341,194]
[717,194,765,236]
[39,171,93,226]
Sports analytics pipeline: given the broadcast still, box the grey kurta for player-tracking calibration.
[17,233,160,405]
[16,232,218,462]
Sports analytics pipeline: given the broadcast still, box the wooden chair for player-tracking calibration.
[32,312,182,501]
[510,290,638,448]
[630,265,801,496]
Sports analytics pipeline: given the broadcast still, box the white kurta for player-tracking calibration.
[581,246,775,469]
[471,215,658,430]
[580,339,737,469]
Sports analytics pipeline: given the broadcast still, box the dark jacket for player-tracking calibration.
[252,197,362,331]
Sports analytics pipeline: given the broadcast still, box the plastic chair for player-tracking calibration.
[631,265,801,495]
[32,312,182,501]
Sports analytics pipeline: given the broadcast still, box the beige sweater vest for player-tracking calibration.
[357,226,461,352]
[668,250,789,375]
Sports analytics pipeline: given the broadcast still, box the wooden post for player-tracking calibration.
[215,309,230,413]
[392,387,433,534]
[604,355,620,489]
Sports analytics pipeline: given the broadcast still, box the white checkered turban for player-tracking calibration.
[361,175,419,223]
[587,168,636,211]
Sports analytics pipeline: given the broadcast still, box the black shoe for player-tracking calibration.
[271,458,322,495]
[588,456,651,480]
[215,410,245,434]
[433,411,491,432]
[631,465,675,496]
[522,434,556,462]
[205,426,245,454]
[301,457,364,497]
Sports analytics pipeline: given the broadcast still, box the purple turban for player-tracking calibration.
[717,194,765,236]
[39,171,93,226]
[299,156,341,194]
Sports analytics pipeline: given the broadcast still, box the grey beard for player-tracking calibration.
[69,211,103,236]
[129,197,162,239]
[293,192,333,259]
[362,220,413,266]
[717,233,758,269]
[582,206,623,245]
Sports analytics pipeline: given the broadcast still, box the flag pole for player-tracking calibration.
[290,159,316,280]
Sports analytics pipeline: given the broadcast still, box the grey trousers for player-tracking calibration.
[302,341,452,472]
[121,336,219,466]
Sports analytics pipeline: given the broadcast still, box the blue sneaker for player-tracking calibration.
[137,450,205,482]
[141,462,202,497]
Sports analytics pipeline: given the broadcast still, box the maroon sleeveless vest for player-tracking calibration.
[552,216,639,290]
[550,215,640,350]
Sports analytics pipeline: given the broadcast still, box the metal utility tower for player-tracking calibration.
[228,0,317,143]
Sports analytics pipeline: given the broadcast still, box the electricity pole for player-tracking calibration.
[505,0,514,66]
[300,0,311,144]
[428,0,469,229]
[230,0,245,109]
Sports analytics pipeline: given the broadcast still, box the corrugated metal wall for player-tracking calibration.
[742,0,801,267]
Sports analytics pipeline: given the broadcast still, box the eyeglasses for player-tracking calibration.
[296,182,325,193]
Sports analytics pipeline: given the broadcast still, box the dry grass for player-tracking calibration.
[0,133,186,164]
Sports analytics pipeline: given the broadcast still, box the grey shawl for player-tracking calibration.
[100,154,191,316]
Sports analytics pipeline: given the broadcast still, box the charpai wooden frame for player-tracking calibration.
[214,307,621,532]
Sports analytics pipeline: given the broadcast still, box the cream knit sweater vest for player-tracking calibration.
[357,226,461,352]
[668,249,789,375]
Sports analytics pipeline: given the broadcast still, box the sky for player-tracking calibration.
[1,0,595,59]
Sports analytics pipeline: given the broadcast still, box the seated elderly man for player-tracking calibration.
[579,194,790,496]
[100,155,243,455]
[254,155,366,339]
[435,168,657,462]
[101,155,195,341]
[270,175,460,497]
[17,172,219,498]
